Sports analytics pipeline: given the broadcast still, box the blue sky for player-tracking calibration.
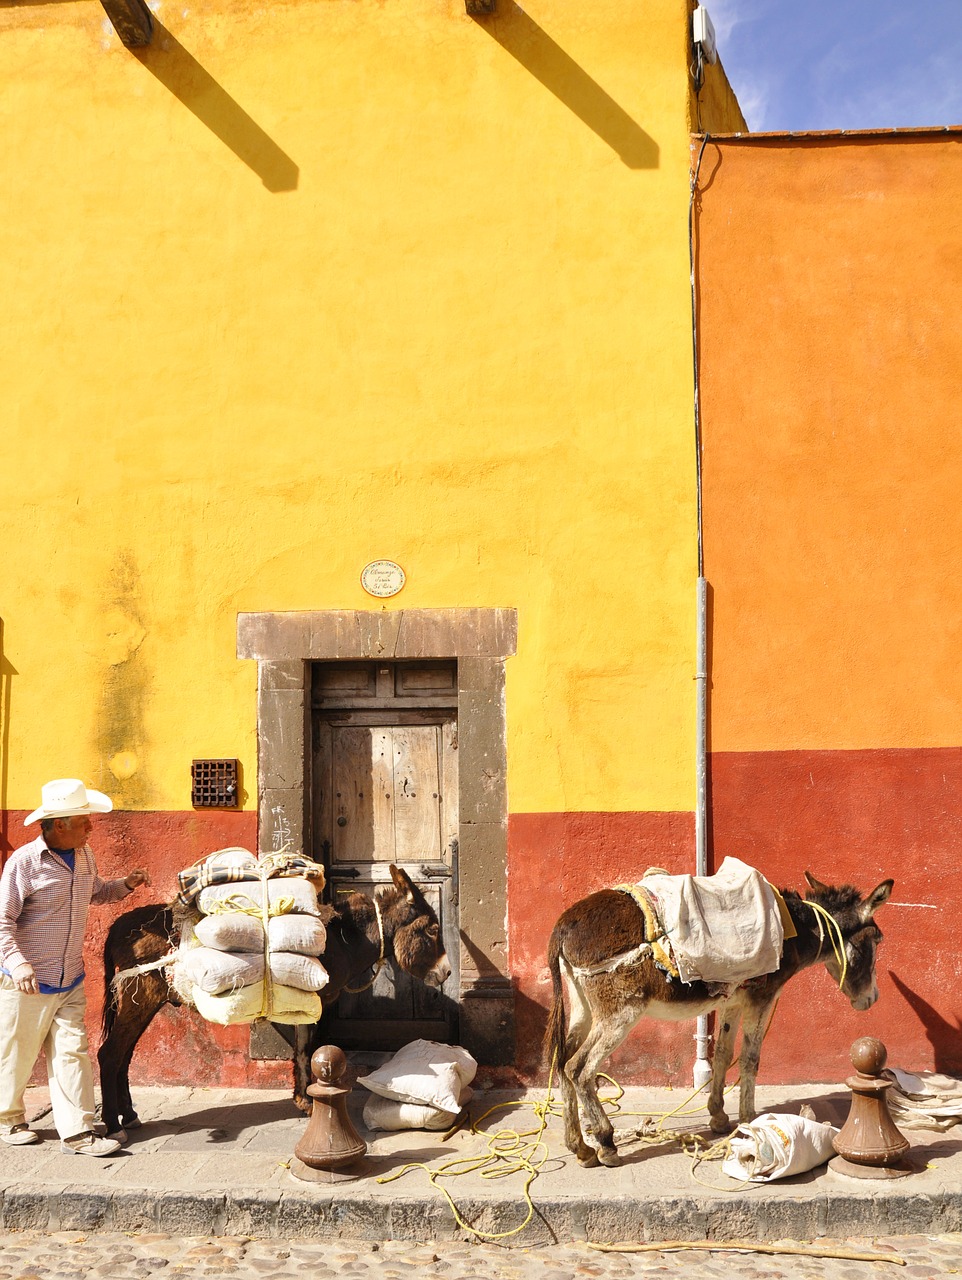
[705,1,962,133]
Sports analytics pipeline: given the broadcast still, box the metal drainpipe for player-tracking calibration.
[693,577,712,1088]
[690,131,712,1090]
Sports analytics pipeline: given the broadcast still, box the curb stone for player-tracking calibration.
[0,1183,959,1242]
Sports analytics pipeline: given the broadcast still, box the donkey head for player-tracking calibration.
[383,864,451,989]
[804,872,894,1011]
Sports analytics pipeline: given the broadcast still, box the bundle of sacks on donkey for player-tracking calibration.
[170,848,328,1025]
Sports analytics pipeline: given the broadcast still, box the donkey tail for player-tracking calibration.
[101,928,120,1040]
[543,925,569,1079]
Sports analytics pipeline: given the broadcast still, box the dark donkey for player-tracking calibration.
[545,870,893,1167]
[99,864,450,1140]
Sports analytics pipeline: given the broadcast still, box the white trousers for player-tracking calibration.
[0,978,95,1139]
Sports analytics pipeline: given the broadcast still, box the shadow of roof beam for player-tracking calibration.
[99,0,153,48]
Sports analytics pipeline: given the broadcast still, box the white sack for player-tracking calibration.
[194,913,327,956]
[190,981,323,1026]
[268,951,329,993]
[176,946,263,995]
[357,1039,477,1114]
[198,877,321,917]
[194,915,264,953]
[362,1091,469,1132]
[268,914,327,955]
[641,856,784,984]
[722,1111,838,1182]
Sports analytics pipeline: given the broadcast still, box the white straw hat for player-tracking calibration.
[24,779,113,827]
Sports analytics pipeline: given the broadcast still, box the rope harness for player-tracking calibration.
[805,898,849,990]
[343,895,385,994]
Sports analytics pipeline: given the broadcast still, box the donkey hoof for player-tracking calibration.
[598,1146,622,1168]
[576,1149,600,1168]
[709,1113,732,1135]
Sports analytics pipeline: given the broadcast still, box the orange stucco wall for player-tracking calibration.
[697,132,962,1078]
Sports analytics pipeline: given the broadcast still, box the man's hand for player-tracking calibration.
[124,869,151,892]
[11,963,38,995]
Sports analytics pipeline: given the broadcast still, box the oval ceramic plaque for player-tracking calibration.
[360,560,406,598]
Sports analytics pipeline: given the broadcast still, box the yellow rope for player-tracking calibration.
[203,891,296,919]
[805,900,848,989]
[374,1061,753,1238]
[375,1052,562,1240]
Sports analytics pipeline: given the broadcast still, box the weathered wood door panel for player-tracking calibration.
[326,724,449,865]
[312,661,458,1049]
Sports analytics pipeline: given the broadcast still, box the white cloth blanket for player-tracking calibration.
[640,856,785,984]
[884,1068,962,1130]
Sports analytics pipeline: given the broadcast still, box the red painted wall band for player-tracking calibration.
[2,809,291,1091]
[3,746,957,1094]
[508,749,961,1085]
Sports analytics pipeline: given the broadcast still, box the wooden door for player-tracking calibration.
[312,661,458,1048]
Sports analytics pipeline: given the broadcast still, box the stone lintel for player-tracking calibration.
[238,609,516,661]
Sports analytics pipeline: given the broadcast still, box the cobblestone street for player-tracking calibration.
[0,1231,957,1280]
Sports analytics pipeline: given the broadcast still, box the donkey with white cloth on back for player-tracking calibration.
[545,857,893,1167]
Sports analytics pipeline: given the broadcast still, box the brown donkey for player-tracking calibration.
[98,864,450,1141]
[545,871,893,1167]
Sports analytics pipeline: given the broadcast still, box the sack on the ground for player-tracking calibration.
[721,1111,838,1182]
[357,1039,477,1114]
[362,1091,470,1132]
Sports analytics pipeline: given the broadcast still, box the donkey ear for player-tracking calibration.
[860,879,894,921]
[804,870,830,894]
[389,864,417,903]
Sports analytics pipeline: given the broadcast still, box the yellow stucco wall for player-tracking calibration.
[1,0,711,818]
[689,55,748,135]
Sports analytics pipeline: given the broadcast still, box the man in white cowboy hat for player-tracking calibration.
[0,779,149,1157]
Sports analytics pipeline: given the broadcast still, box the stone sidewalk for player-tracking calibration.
[1,1081,960,1245]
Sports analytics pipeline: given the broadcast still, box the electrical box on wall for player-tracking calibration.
[692,5,718,64]
[191,758,239,808]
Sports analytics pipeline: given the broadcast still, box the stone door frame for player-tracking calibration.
[236,607,517,1064]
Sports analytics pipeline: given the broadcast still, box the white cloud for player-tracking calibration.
[699,0,778,130]
[701,0,742,48]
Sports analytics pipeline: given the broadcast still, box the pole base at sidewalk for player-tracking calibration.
[829,1154,918,1179]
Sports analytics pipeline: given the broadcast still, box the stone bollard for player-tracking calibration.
[290,1045,367,1183]
[829,1036,916,1179]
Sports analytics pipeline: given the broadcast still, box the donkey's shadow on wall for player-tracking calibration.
[889,971,962,1074]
